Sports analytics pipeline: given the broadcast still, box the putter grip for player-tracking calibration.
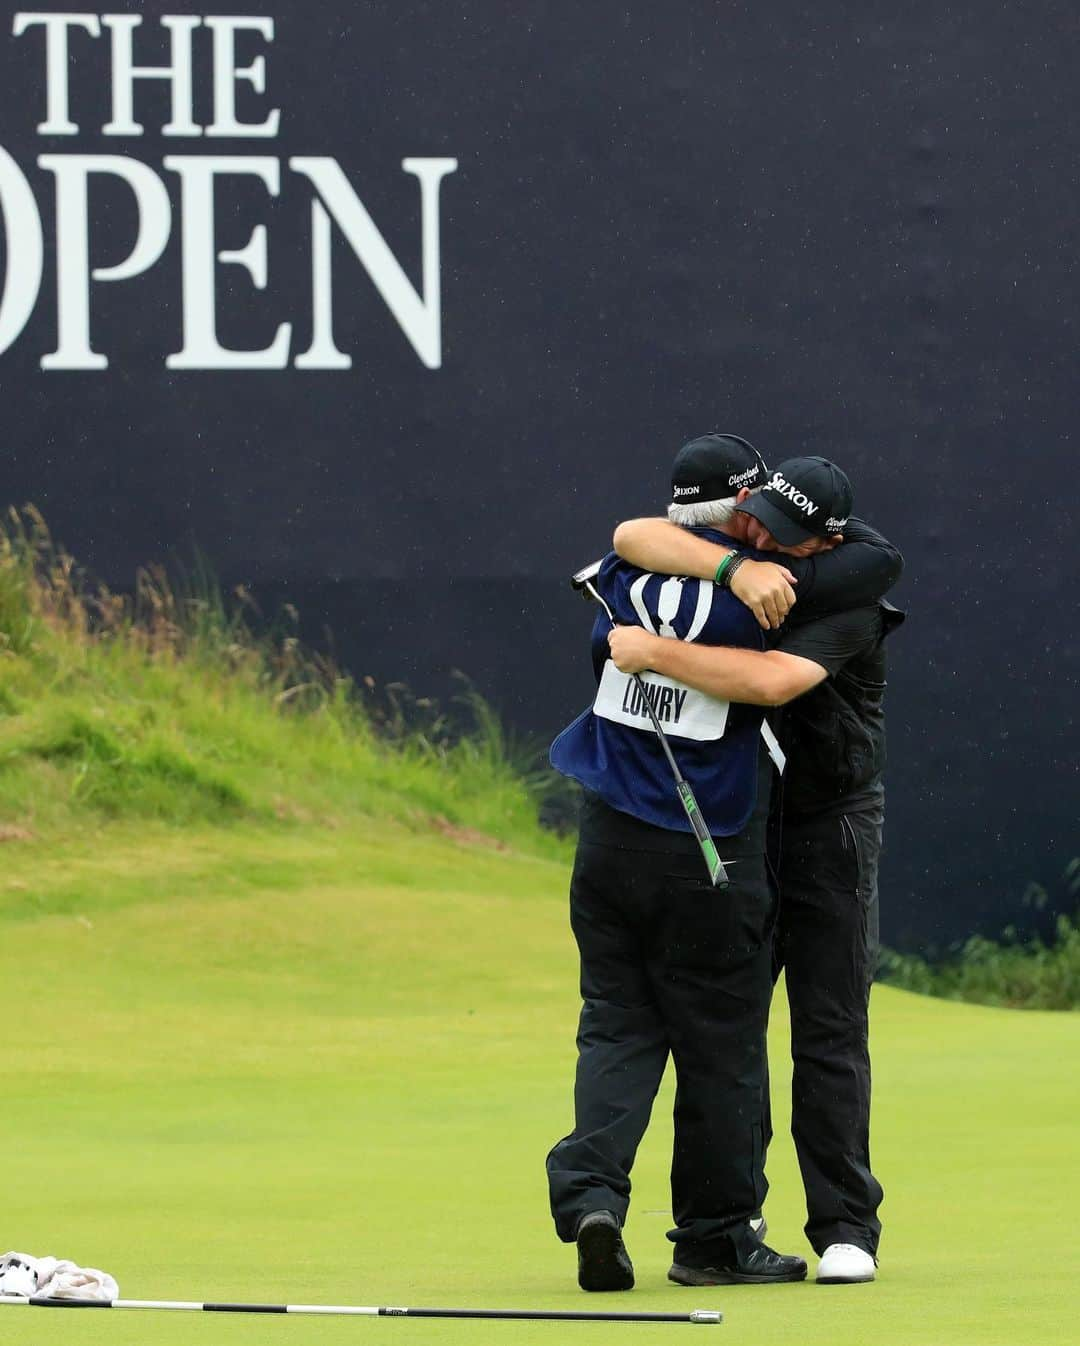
[676,782,727,887]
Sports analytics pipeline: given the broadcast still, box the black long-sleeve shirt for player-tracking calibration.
[779,517,903,621]
[761,515,906,820]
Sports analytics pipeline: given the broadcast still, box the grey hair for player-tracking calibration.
[667,485,761,529]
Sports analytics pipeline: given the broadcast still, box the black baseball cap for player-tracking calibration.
[735,456,853,546]
[670,433,769,505]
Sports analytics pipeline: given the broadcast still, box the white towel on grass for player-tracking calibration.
[0,1251,118,1300]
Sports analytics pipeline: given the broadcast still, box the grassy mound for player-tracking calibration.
[0,507,568,858]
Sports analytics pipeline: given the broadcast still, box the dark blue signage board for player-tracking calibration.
[1,4,1076,949]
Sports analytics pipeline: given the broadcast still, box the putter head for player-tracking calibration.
[570,559,602,593]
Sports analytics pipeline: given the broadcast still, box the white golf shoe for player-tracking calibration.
[816,1243,876,1284]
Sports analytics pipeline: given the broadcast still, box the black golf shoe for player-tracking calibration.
[575,1210,635,1291]
[669,1239,807,1286]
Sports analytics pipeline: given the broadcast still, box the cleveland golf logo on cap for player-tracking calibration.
[765,472,820,518]
[727,463,762,489]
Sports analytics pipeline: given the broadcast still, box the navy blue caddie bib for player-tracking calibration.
[550,531,765,836]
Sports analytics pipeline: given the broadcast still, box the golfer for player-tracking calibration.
[546,436,900,1292]
[611,453,904,1285]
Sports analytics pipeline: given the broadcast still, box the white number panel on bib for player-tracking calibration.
[594,660,730,741]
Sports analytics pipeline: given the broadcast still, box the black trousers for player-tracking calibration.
[546,808,775,1259]
[766,807,885,1256]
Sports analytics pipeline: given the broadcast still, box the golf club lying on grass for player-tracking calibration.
[0,1295,722,1325]
[571,561,729,888]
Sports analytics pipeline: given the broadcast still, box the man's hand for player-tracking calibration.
[608,625,663,674]
[729,559,798,631]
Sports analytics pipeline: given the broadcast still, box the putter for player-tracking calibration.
[0,1295,721,1325]
[571,562,729,887]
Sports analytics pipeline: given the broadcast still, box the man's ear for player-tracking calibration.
[735,487,753,504]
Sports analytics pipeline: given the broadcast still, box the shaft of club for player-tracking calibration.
[2,1295,721,1324]
[582,578,617,625]
[625,682,727,887]
[582,578,726,885]
[583,582,684,778]
[632,671,685,777]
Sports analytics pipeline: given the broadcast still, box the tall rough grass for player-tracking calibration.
[878,913,1080,1011]
[0,507,568,855]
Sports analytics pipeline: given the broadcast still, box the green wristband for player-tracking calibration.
[713,554,735,586]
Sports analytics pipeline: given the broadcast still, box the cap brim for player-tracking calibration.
[735,494,816,546]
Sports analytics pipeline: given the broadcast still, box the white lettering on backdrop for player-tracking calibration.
[0,13,458,370]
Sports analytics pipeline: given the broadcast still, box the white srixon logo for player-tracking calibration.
[673,484,700,497]
[766,472,818,516]
[0,14,457,371]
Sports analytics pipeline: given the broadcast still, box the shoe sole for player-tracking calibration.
[668,1265,807,1287]
[817,1273,876,1284]
[577,1221,634,1292]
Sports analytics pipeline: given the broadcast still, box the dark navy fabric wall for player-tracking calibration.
[1,2,1077,949]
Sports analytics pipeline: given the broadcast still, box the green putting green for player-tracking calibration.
[2,820,1077,1346]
